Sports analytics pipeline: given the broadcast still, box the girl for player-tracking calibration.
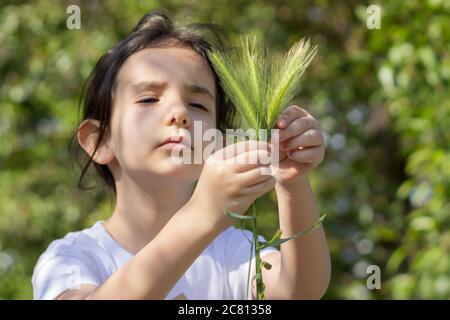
[32,10,330,300]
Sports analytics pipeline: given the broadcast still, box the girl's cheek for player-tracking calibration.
[201,113,216,129]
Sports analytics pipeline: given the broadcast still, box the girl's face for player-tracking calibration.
[108,45,217,182]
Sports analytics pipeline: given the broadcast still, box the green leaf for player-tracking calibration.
[268,229,283,244]
[225,210,256,220]
[259,214,326,250]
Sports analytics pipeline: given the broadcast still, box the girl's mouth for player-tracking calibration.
[159,136,193,150]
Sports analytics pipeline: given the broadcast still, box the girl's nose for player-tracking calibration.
[166,103,191,128]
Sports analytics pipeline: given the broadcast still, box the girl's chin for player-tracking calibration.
[149,160,202,177]
[157,151,199,166]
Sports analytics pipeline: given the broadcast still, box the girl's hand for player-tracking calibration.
[191,140,276,230]
[271,105,325,188]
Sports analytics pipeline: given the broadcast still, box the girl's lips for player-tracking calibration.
[159,139,193,150]
[160,141,192,150]
[158,135,194,150]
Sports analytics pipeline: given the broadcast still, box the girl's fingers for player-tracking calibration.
[221,140,270,160]
[276,105,309,129]
[287,146,324,164]
[228,149,271,172]
[281,129,324,151]
[240,175,276,197]
[279,116,319,143]
[237,166,273,188]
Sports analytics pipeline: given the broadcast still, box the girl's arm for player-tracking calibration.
[260,177,331,300]
[56,141,276,300]
[57,198,223,300]
[253,105,330,299]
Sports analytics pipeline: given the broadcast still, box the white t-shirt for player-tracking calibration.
[32,221,278,300]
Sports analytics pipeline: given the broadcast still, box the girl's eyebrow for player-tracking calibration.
[131,81,215,101]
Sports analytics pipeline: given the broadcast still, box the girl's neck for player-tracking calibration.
[103,174,195,255]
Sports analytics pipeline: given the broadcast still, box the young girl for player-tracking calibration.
[32,10,331,300]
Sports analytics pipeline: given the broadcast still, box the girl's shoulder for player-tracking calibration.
[40,222,104,255]
[32,221,112,276]
[31,221,113,300]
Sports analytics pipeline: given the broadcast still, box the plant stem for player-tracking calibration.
[251,200,265,300]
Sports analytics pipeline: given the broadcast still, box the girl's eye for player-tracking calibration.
[190,103,208,111]
[137,98,207,111]
[137,97,158,104]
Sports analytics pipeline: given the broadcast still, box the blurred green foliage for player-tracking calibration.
[0,0,449,299]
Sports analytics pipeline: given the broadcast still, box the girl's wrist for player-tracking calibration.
[275,175,310,197]
[186,193,231,234]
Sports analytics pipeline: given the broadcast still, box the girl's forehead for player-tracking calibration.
[117,46,215,91]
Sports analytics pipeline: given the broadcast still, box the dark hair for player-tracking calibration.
[70,9,235,196]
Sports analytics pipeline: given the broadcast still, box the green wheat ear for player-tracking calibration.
[265,38,318,128]
[207,35,318,135]
[209,35,319,300]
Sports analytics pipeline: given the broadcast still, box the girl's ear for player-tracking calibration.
[77,119,115,165]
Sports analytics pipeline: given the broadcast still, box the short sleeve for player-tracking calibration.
[32,254,103,300]
[224,227,279,300]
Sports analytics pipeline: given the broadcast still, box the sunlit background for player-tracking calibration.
[0,0,449,299]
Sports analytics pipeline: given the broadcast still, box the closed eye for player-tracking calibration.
[137,97,159,104]
[137,97,208,111]
[190,103,208,111]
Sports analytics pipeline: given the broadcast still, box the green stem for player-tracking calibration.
[245,227,253,300]
[251,200,265,300]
